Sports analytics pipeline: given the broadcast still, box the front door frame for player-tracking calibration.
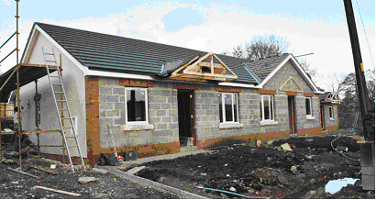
[177,89,195,146]
[288,96,297,134]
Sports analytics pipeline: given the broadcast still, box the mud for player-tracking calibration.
[134,135,374,199]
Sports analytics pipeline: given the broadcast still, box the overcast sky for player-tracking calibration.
[0,0,374,91]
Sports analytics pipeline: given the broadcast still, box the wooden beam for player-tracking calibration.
[19,63,58,68]
[34,186,81,197]
[8,167,42,179]
[22,130,62,135]
[171,55,200,77]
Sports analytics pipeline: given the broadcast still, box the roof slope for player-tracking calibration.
[244,53,290,81]
[35,22,258,84]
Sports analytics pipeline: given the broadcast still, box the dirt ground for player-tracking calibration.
[132,133,374,199]
[0,157,179,199]
[0,130,374,199]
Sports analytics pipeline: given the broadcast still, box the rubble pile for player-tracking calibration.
[135,135,369,198]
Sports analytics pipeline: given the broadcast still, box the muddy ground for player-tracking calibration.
[132,134,374,199]
[0,157,179,199]
[0,131,374,199]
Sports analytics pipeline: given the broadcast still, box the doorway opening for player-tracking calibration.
[177,90,195,147]
[320,105,325,130]
[288,96,297,134]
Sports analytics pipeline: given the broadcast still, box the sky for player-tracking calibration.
[0,0,375,91]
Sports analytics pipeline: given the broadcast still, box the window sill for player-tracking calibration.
[123,123,154,131]
[219,122,244,129]
[260,120,279,126]
[329,118,335,121]
[306,115,316,120]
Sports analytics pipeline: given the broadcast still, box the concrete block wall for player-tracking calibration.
[295,95,321,130]
[98,78,179,149]
[263,61,314,94]
[194,87,292,143]
[322,104,339,128]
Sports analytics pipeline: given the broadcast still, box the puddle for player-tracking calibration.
[325,178,359,194]
[286,177,359,199]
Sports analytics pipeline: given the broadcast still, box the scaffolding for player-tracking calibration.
[0,0,85,172]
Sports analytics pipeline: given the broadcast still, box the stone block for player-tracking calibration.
[162,117,171,123]
[156,123,167,130]
[156,110,166,116]
[161,104,171,109]
[161,90,171,96]
[167,109,178,116]
[99,111,106,117]
[149,103,161,109]
[113,87,125,94]
[168,123,178,129]
[99,87,112,95]
[115,103,125,109]
[106,95,119,102]
[107,110,119,117]
[206,109,214,115]
[100,118,114,126]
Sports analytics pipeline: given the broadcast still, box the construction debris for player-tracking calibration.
[78,177,97,184]
[92,168,108,174]
[280,143,292,152]
[34,186,81,197]
[29,164,59,175]
[8,167,41,179]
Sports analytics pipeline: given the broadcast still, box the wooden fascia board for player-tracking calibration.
[171,55,200,77]
[33,25,88,75]
[87,69,154,80]
[22,28,40,64]
[183,52,212,74]
[172,53,238,81]
[218,82,261,89]
[183,71,237,79]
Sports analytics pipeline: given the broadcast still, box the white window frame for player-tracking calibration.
[125,87,149,124]
[219,93,239,124]
[329,106,335,120]
[305,97,315,119]
[260,95,278,125]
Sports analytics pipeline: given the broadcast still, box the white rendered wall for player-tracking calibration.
[18,31,87,157]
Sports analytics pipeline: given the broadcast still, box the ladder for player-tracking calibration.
[42,47,86,173]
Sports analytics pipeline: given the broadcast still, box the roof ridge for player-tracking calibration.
[35,22,210,56]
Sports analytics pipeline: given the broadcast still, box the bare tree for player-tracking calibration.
[223,34,290,61]
[324,72,347,96]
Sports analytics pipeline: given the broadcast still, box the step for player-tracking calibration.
[180,146,198,152]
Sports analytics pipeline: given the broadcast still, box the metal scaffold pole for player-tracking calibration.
[15,0,22,170]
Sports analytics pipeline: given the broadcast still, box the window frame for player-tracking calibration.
[260,94,275,122]
[124,87,149,124]
[329,106,335,120]
[219,93,239,124]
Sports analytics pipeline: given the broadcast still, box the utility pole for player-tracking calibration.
[343,0,375,191]
[343,0,374,141]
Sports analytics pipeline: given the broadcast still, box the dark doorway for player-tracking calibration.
[288,96,297,134]
[177,90,195,147]
[320,105,325,130]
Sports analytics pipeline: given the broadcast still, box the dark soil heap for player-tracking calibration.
[134,136,373,199]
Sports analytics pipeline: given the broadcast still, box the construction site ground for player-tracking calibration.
[0,129,375,199]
